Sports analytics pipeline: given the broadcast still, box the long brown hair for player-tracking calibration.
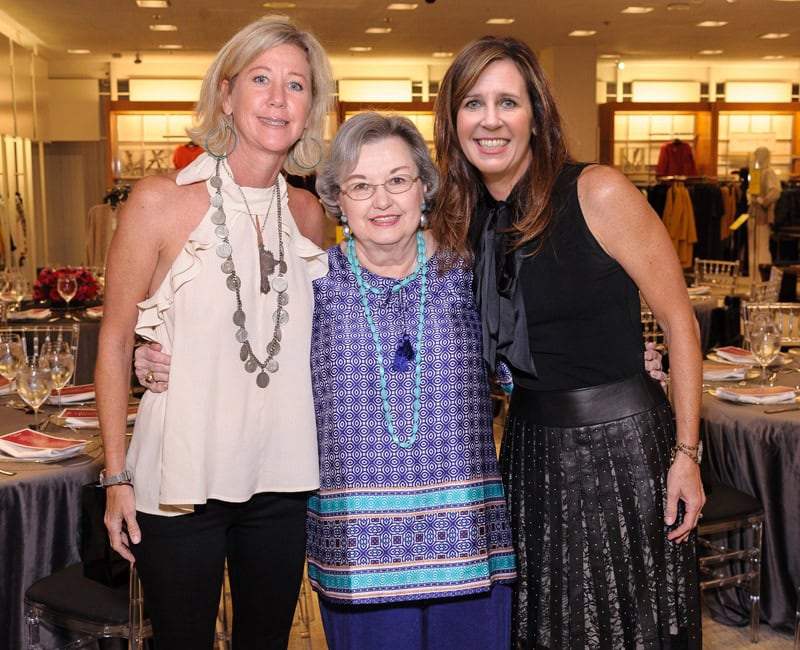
[432,36,572,264]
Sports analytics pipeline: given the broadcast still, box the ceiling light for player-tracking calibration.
[432,51,453,58]
[387,3,418,9]
[159,44,183,49]
[136,0,170,7]
[349,46,373,52]
[67,49,91,54]
[697,20,728,27]
[666,2,691,10]
[617,60,626,70]
[262,2,296,7]
[698,49,724,54]
[149,24,178,31]
[569,29,597,37]
[759,32,790,39]
[486,18,515,25]
[763,54,785,59]
[365,27,392,34]
[599,53,621,59]
[621,6,655,14]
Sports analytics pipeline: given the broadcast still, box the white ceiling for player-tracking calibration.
[2,0,799,64]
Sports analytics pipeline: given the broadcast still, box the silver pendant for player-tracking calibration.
[215,224,229,238]
[210,175,222,188]
[266,359,279,373]
[272,276,288,292]
[210,194,223,208]
[273,309,289,326]
[277,293,289,306]
[244,358,258,373]
[211,210,226,225]
[267,340,281,356]
[226,274,240,291]
[256,372,270,388]
[240,344,249,362]
[221,259,234,274]
[233,309,246,326]
[216,242,232,258]
[235,327,248,343]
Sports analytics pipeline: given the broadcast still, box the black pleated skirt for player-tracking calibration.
[499,372,702,650]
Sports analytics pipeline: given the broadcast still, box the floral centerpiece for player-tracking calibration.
[33,267,100,306]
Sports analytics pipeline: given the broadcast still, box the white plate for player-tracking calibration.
[703,368,760,381]
[707,351,792,367]
[0,445,87,463]
[688,286,711,296]
[709,387,798,405]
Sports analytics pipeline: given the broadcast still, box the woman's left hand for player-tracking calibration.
[644,342,667,388]
[664,455,706,543]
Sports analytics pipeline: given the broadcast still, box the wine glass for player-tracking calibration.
[748,319,782,386]
[0,333,25,384]
[38,339,74,407]
[16,361,54,430]
[57,272,78,318]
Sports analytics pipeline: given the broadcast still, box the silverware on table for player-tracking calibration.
[0,468,16,476]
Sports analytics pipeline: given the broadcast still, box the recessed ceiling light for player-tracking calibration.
[149,24,178,31]
[159,44,183,49]
[666,2,691,10]
[387,3,418,9]
[698,49,724,55]
[67,49,91,54]
[697,20,728,27]
[599,53,621,59]
[136,0,170,7]
[759,32,790,39]
[763,54,785,59]
[486,18,515,25]
[365,27,392,34]
[432,51,453,58]
[262,2,296,7]
[621,6,655,14]
[349,46,373,52]
[569,29,597,37]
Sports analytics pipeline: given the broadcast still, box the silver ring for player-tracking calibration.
[145,370,155,384]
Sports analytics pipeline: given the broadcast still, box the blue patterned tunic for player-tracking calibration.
[307,245,516,605]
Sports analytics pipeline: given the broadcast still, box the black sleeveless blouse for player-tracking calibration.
[471,162,645,391]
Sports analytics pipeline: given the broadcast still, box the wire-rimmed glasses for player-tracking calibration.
[340,175,420,201]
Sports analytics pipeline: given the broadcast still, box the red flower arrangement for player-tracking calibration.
[33,267,100,305]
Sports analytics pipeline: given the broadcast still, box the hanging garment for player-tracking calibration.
[172,142,204,170]
[14,193,27,268]
[656,140,698,177]
[662,182,697,268]
[86,203,118,267]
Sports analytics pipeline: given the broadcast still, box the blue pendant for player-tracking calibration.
[392,333,415,372]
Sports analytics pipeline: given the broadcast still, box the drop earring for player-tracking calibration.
[340,214,351,239]
[420,202,428,229]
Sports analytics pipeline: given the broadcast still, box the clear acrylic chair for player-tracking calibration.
[641,308,666,352]
[750,266,784,303]
[694,258,740,295]
[697,479,764,644]
[25,562,152,649]
[742,301,800,347]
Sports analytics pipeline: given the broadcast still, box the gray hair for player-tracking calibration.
[316,113,440,219]
[188,16,333,176]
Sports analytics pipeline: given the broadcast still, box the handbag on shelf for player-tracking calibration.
[80,482,130,588]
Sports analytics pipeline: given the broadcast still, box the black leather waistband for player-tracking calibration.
[508,372,668,428]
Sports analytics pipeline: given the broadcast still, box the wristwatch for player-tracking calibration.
[670,441,703,465]
[99,468,134,488]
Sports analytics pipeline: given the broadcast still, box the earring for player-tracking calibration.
[340,214,351,240]
[205,114,238,160]
[289,132,324,171]
[420,202,428,229]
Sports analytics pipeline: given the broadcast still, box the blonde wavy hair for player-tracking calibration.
[187,16,333,176]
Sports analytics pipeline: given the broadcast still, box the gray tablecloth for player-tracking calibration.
[691,295,717,353]
[700,390,800,631]
[0,401,103,650]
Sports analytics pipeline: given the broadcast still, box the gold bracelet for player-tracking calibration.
[670,441,703,465]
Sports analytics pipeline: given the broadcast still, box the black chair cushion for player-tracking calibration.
[26,563,131,625]
[702,480,763,523]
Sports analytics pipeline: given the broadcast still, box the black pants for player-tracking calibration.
[133,491,309,650]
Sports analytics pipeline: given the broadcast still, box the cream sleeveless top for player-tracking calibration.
[127,153,327,515]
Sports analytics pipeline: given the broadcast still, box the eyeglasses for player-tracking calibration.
[340,175,420,201]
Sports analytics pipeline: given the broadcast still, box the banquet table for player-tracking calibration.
[700,384,800,631]
[0,397,104,650]
[690,295,717,352]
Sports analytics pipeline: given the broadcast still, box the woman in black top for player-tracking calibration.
[432,36,705,649]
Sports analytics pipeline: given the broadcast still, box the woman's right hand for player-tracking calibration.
[134,342,173,392]
[104,485,141,563]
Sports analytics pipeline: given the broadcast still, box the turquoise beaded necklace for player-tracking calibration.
[346,231,427,449]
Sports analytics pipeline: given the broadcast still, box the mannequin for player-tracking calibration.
[748,146,781,277]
